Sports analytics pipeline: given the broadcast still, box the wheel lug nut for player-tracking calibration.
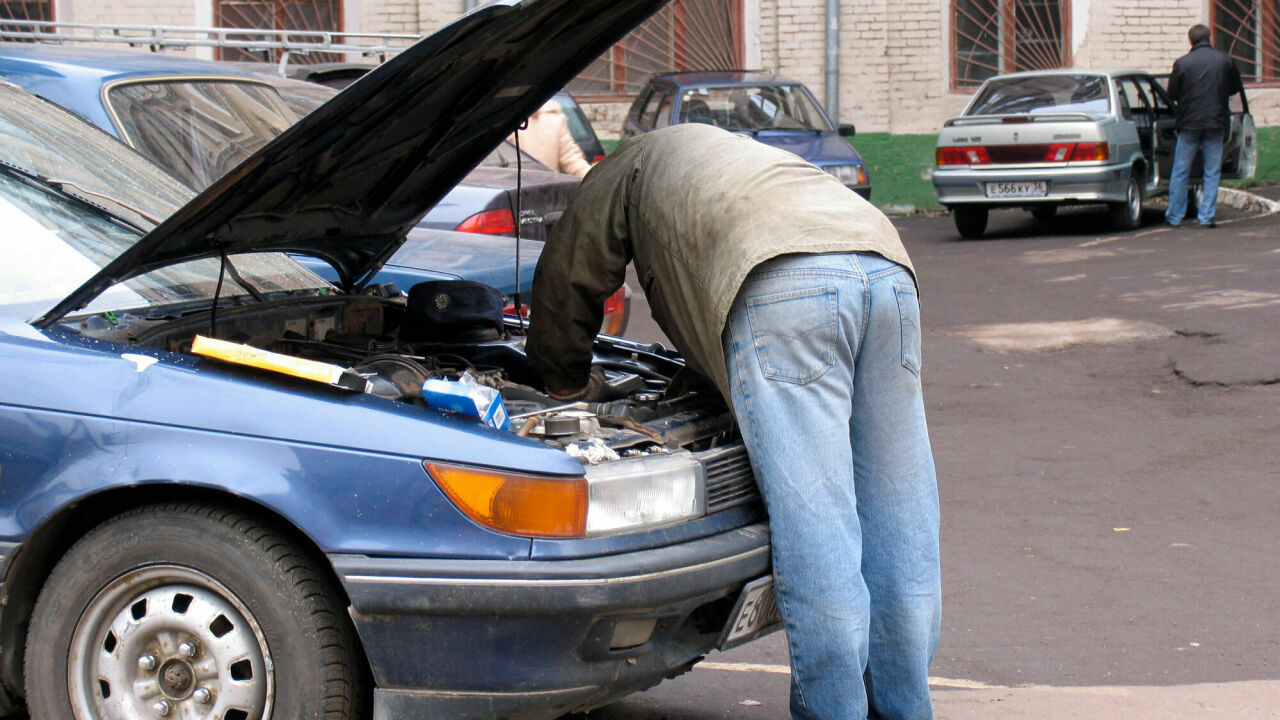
[177,640,200,658]
[137,653,158,671]
[151,698,172,716]
[193,687,212,704]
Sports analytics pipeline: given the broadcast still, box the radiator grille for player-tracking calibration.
[696,444,761,513]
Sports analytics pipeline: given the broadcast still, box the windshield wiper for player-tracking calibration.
[0,160,160,233]
[46,177,165,226]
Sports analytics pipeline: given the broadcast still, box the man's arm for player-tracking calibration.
[1167,60,1184,103]
[525,153,634,397]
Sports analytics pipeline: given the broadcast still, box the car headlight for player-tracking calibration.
[426,451,706,539]
[584,451,706,536]
[824,164,867,187]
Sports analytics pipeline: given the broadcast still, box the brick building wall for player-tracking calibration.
[34,0,1280,130]
[747,0,1279,133]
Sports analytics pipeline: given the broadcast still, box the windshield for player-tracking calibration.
[482,141,551,171]
[968,75,1111,116]
[107,79,296,190]
[0,170,324,320]
[0,82,325,320]
[677,84,833,132]
[270,80,339,119]
[0,81,189,224]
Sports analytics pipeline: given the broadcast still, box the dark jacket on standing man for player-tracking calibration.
[1167,41,1243,131]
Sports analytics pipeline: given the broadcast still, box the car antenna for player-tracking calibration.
[512,117,528,331]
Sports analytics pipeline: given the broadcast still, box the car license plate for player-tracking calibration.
[985,181,1048,198]
[718,575,783,650]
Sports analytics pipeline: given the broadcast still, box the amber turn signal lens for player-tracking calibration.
[426,462,588,538]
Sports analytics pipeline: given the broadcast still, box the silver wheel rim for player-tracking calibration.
[68,565,274,720]
[1127,178,1140,221]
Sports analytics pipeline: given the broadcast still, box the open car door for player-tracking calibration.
[1143,76,1179,183]
[1221,88,1257,179]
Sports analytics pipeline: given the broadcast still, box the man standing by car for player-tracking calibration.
[525,123,940,720]
[1165,23,1243,228]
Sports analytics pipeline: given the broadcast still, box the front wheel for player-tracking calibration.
[953,207,989,239]
[26,504,365,720]
[1109,171,1144,230]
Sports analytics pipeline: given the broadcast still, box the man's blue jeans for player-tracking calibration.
[722,252,940,720]
[1166,128,1225,226]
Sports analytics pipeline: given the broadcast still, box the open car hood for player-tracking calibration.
[39,0,668,326]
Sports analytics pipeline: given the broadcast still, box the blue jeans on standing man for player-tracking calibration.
[722,252,941,720]
[1166,128,1225,226]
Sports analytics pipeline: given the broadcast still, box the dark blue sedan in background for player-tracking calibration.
[622,69,872,199]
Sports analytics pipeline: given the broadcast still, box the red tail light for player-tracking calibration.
[503,301,529,318]
[938,142,1110,166]
[601,286,630,336]
[1068,141,1110,162]
[456,209,517,236]
[937,146,992,165]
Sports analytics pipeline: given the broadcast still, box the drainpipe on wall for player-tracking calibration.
[825,0,839,124]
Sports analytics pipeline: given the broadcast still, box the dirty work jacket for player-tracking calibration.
[1168,41,1243,131]
[525,123,912,402]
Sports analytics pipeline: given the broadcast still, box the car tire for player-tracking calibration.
[1109,170,1144,230]
[953,207,989,239]
[1030,204,1058,222]
[25,503,365,720]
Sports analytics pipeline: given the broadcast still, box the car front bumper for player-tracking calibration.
[933,162,1133,206]
[329,522,773,720]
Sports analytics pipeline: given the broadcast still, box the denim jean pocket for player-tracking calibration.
[745,285,838,384]
[895,283,921,376]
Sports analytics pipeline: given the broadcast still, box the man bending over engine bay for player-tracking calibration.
[525,123,940,720]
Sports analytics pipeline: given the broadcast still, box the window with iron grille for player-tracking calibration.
[1213,0,1280,83]
[215,0,341,65]
[568,0,743,101]
[0,0,53,27]
[953,0,1070,89]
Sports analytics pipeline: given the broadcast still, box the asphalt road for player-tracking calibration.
[570,192,1280,719]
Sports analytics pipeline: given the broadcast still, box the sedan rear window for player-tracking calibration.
[968,75,1110,116]
[107,80,295,191]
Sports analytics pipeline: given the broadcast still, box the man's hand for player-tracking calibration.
[547,366,628,403]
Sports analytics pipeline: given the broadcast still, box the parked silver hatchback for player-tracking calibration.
[932,70,1257,238]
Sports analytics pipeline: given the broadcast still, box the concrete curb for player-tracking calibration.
[1218,186,1280,215]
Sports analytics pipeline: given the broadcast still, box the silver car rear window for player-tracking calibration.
[968,75,1110,116]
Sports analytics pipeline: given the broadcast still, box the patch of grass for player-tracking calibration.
[1226,125,1280,187]
[848,133,943,214]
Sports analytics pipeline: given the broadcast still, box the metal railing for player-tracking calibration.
[0,20,418,74]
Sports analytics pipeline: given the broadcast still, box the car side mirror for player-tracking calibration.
[838,124,856,138]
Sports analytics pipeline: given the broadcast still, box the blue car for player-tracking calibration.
[622,70,872,199]
[0,1,774,719]
[0,41,545,300]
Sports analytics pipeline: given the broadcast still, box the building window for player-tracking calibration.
[953,0,1070,89]
[1213,0,1280,83]
[215,0,342,65]
[569,0,744,101]
[0,0,53,25]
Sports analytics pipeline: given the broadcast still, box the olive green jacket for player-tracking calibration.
[526,123,913,401]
